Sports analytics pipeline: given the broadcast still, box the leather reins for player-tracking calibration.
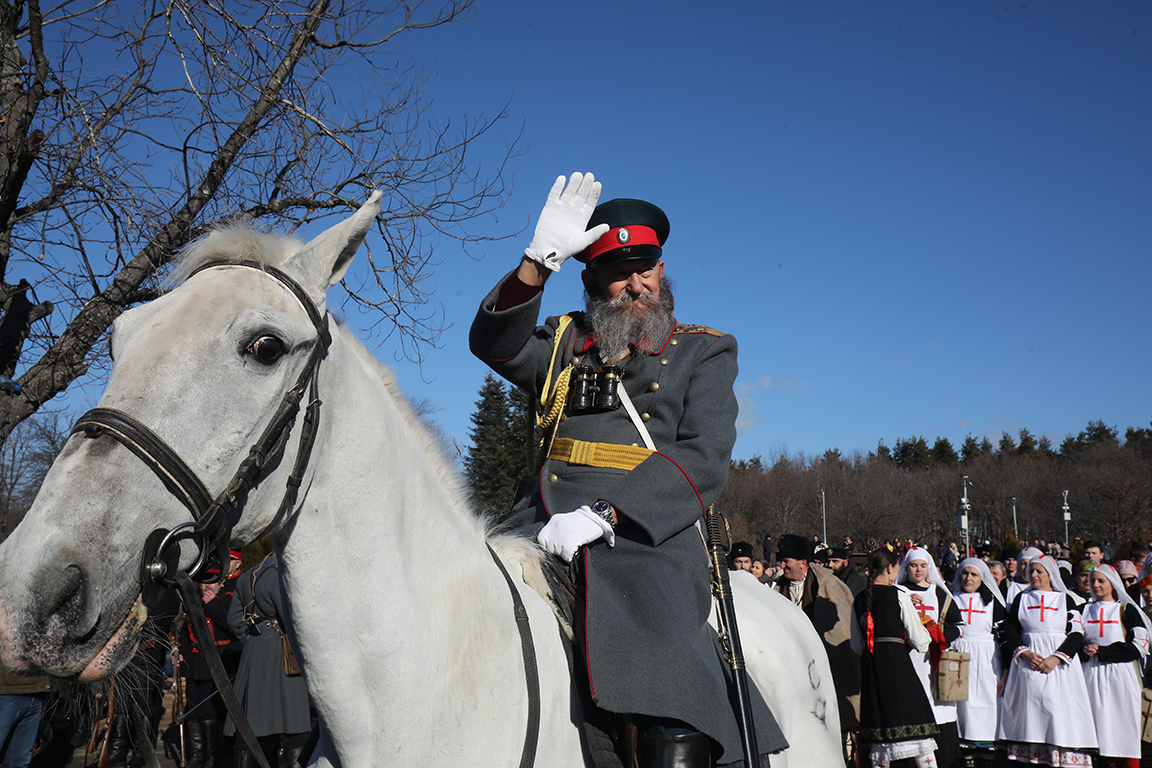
[69,259,331,768]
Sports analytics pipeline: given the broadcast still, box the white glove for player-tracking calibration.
[537,505,615,562]
[524,173,610,272]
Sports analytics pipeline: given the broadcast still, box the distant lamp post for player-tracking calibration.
[960,475,971,555]
[1062,490,1071,548]
[1011,496,1018,541]
[821,486,827,546]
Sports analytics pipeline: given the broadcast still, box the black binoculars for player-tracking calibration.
[568,365,624,412]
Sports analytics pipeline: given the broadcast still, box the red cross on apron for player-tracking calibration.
[1027,597,1059,622]
[1086,608,1119,636]
[960,601,986,624]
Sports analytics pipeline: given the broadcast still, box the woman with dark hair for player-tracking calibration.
[950,558,1005,767]
[851,548,939,767]
[997,555,1097,766]
[1081,563,1150,767]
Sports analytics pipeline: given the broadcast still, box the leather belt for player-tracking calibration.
[547,438,653,471]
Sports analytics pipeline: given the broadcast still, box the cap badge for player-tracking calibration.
[616,228,630,244]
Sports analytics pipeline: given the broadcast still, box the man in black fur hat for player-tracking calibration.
[771,534,861,740]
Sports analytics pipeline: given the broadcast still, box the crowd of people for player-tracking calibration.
[730,535,1152,768]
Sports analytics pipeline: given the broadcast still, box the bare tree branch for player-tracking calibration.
[0,0,517,442]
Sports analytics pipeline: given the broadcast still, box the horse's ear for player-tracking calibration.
[292,191,383,291]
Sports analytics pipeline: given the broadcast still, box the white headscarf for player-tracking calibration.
[1016,546,1043,583]
[1089,563,1152,633]
[1026,554,1068,593]
[952,557,1006,608]
[898,547,949,592]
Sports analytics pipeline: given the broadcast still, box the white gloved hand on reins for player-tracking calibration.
[537,505,615,563]
[524,172,610,272]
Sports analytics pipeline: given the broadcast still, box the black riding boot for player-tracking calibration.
[233,747,256,768]
[278,744,303,768]
[106,714,132,767]
[201,719,219,768]
[637,731,713,768]
[184,721,207,768]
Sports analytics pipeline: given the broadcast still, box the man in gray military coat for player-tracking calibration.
[470,173,784,768]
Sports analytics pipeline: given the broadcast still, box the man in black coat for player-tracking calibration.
[828,546,868,598]
[470,173,785,767]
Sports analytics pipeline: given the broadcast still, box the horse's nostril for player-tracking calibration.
[44,564,89,631]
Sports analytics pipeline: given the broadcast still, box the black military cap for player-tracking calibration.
[829,546,850,559]
[578,198,670,268]
[730,541,754,560]
[777,534,815,562]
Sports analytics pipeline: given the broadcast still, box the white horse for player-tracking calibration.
[0,194,842,767]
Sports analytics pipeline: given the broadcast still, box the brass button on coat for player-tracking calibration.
[547,473,558,483]
[641,413,651,422]
[660,358,668,365]
[649,382,660,392]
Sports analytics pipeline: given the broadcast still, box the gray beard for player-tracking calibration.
[585,278,675,359]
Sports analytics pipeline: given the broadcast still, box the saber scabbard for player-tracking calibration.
[704,505,758,767]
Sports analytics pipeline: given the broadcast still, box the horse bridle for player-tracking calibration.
[69,259,330,768]
[68,258,543,768]
[71,259,331,593]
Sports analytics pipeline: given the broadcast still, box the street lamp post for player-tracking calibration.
[1062,490,1070,549]
[821,486,827,546]
[960,475,971,556]
[1011,496,1017,541]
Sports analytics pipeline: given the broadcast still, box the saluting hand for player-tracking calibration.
[524,173,610,272]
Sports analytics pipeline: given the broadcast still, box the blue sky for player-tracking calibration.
[358,1,1152,463]
[51,2,1152,463]
[351,1,1148,463]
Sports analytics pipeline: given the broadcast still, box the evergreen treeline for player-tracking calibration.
[721,420,1152,552]
[459,375,1150,548]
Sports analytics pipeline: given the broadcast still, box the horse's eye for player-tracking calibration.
[248,336,285,363]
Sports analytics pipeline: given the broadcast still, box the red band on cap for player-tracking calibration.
[582,225,660,263]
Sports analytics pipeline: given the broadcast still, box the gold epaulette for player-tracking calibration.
[674,323,724,337]
[547,438,654,471]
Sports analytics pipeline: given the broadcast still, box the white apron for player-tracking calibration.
[898,583,957,725]
[998,590,1097,755]
[950,591,1000,743]
[1081,601,1149,758]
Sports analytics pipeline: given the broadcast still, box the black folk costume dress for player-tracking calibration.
[470,270,787,765]
[1079,565,1151,761]
[851,584,939,766]
[997,559,1097,767]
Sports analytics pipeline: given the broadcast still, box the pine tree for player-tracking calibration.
[1016,428,1038,457]
[960,434,982,464]
[928,436,959,467]
[463,375,520,517]
[893,436,931,470]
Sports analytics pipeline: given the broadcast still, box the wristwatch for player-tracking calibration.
[591,499,615,530]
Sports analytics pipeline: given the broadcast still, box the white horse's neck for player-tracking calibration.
[273,327,546,766]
